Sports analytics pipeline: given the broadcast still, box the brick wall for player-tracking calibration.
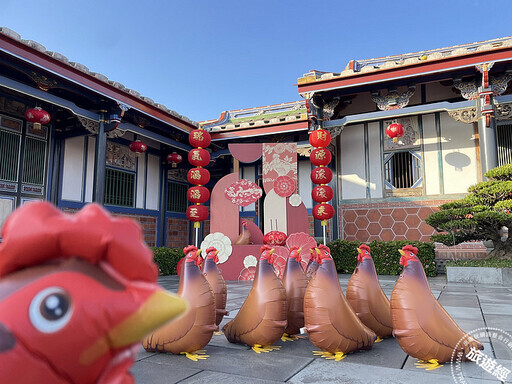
[166,216,189,249]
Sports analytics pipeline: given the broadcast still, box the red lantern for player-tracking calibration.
[186,204,209,222]
[311,167,333,185]
[386,123,404,143]
[263,231,287,246]
[313,203,335,221]
[189,129,211,148]
[309,129,331,148]
[188,148,210,167]
[187,186,210,204]
[128,140,147,156]
[167,152,183,168]
[312,185,334,203]
[310,148,332,166]
[25,107,50,129]
[187,167,210,185]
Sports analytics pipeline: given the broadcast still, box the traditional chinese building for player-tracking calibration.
[0,27,198,248]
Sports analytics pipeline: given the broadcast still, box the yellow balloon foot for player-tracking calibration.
[180,350,210,361]
[313,350,346,361]
[375,336,383,343]
[414,359,442,371]
[281,333,298,342]
[213,331,223,336]
[251,344,281,353]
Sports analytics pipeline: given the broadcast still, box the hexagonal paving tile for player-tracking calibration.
[356,229,370,242]
[380,215,394,228]
[367,209,381,222]
[344,223,358,237]
[355,215,370,229]
[405,214,421,228]
[418,207,436,220]
[405,228,422,240]
[392,222,408,236]
[392,208,407,221]
[418,221,435,236]
[380,229,394,241]
[368,223,382,236]
[343,209,357,222]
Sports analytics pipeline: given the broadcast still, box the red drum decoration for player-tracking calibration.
[263,231,287,246]
[386,123,404,143]
[25,107,51,128]
[311,167,333,185]
[167,152,183,168]
[187,186,210,204]
[273,175,295,197]
[128,140,148,156]
[310,148,332,166]
[188,148,210,167]
[312,185,334,203]
[309,129,331,148]
[187,167,210,186]
[189,129,211,148]
[186,204,209,222]
[313,203,335,222]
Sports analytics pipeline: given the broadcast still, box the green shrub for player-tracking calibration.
[326,240,437,277]
[446,258,512,268]
[151,247,183,275]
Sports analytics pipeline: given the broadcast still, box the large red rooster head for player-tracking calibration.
[183,245,202,267]
[205,247,219,263]
[357,244,372,263]
[289,246,302,262]
[315,244,331,264]
[260,245,275,264]
[0,202,186,384]
[399,245,419,267]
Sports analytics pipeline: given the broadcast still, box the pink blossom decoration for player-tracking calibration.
[286,232,318,270]
[273,175,295,197]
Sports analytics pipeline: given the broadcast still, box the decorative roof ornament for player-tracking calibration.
[371,86,416,111]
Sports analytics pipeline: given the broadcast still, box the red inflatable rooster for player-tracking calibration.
[0,202,186,384]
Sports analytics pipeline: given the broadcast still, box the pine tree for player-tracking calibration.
[425,163,512,259]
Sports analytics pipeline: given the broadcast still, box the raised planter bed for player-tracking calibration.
[447,266,512,286]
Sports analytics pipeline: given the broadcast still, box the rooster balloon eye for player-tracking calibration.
[29,287,73,333]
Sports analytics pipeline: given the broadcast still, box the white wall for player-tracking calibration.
[136,154,146,209]
[84,136,96,202]
[340,124,366,200]
[298,160,313,209]
[367,122,383,198]
[62,137,85,201]
[241,166,256,212]
[145,153,160,210]
[422,114,441,195]
[440,113,479,194]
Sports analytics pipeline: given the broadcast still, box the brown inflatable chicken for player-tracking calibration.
[305,248,319,281]
[304,245,376,361]
[346,244,393,339]
[222,245,287,353]
[143,246,216,360]
[391,245,483,368]
[202,247,228,327]
[281,246,308,340]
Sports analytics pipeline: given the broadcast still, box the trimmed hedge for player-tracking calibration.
[326,240,437,277]
[152,247,183,275]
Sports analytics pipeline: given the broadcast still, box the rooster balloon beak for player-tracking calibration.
[270,248,275,255]
[196,249,202,257]
[80,290,187,365]
[215,250,219,256]
[357,248,362,254]
[398,249,405,256]
[315,248,321,255]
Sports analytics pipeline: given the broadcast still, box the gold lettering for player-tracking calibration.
[193,131,204,141]
[190,170,201,180]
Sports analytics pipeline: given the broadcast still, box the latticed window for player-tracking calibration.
[104,168,135,207]
[384,151,422,189]
[22,137,46,185]
[497,123,512,166]
[0,129,21,182]
[167,181,188,212]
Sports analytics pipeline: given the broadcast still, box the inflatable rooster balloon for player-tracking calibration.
[143,246,216,360]
[202,247,228,328]
[346,244,393,339]
[304,245,376,361]
[223,245,287,353]
[0,202,187,384]
[391,245,483,369]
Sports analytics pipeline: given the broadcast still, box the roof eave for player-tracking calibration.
[297,45,512,94]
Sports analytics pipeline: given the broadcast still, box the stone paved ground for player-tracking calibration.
[132,275,512,383]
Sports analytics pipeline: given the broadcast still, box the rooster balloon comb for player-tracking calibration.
[0,202,187,384]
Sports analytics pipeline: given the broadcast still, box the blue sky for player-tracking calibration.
[3,0,512,122]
